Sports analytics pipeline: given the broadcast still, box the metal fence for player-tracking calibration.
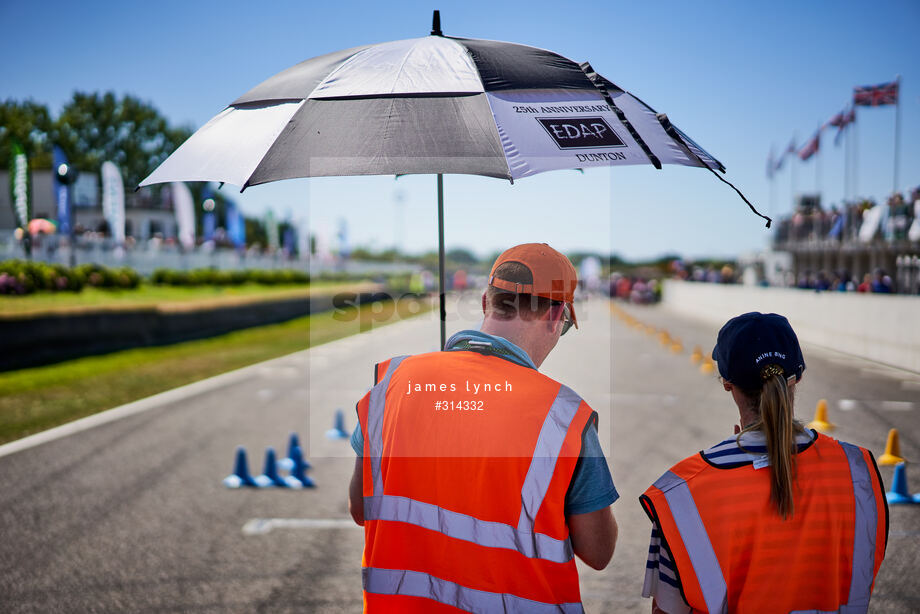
[0,231,420,277]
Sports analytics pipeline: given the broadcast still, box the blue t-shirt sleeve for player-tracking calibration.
[351,418,364,456]
[564,417,618,516]
[352,389,371,456]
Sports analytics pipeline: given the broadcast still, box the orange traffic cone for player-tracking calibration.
[690,346,703,365]
[700,357,715,375]
[878,429,906,465]
[806,399,835,432]
[670,339,683,354]
[658,331,671,347]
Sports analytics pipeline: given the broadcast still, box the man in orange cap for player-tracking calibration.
[349,242,618,613]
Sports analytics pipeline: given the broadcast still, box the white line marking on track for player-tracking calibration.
[838,399,914,412]
[839,399,861,411]
[0,353,310,460]
[0,315,435,460]
[242,518,360,535]
[0,368,260,460]
[0,308,503,460]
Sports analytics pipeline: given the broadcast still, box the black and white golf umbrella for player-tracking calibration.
[141,11,767,346]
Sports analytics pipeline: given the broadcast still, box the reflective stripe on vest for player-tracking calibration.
[365,374,581,563]
[652,471,727,614]
[518,385,582,531]
[364,494,573,564]
[653,444,880,614]
[840,442,877,611]
[363,567,585,614]
[367,355,407,496]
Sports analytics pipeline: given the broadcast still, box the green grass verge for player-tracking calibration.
[0,280,378,317]
[0,297,431,445]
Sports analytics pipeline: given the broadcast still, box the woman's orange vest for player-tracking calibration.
[356,350,595,613]
[641,432,888,613]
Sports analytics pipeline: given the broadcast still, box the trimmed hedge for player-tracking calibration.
[0,261,84,295]
[0,260,144,295]
[76,263,142,290]
[0,261,407,296]
[150,268,310,287]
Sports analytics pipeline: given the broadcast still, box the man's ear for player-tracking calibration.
[546,302,564,331]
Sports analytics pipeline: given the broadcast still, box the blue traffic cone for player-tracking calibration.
[255,447,300,488]
[289,445,316,488]
[326,409,349,439]
[886,463,920,505]
[278,432,307,472]
[223,446,258,488]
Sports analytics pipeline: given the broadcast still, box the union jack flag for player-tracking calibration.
[798,131,820,161]
[853,80,899,106]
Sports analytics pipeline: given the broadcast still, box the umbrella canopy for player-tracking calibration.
[142,29,730,189]
[140,11,768,348]
[27,218,57,235]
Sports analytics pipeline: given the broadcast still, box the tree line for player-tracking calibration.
[0,93,299,248]
[0,92,191,192]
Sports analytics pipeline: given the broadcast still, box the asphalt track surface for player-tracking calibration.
[1,294,918,613]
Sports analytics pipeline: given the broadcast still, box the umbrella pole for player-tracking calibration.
[437,174,446,350]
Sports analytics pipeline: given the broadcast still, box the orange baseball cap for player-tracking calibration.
[489,243,578,328]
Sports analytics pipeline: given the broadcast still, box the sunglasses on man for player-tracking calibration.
[559,303,574,336]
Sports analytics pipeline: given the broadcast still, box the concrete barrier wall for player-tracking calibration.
[662,280,920,374]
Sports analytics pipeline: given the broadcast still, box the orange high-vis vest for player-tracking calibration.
[640,432,888,614]
[356,351,595,613]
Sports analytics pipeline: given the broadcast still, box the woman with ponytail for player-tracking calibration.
[640,312,888,614]
[731,361,803,520]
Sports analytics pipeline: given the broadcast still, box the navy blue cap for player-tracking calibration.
[711,312,806,390]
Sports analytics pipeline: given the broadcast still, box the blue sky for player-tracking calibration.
[2,0,917,260]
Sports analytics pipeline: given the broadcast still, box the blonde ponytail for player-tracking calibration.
[737,365,803,520]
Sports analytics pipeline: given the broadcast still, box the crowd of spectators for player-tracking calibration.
[792,268,894,293]
[773,187,920,245]
[605,254,915,299]
[668,257,914,295]
[670,262,737,284]
[608,273,661,304]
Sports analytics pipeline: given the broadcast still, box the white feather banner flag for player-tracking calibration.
[171,182,196,250]
[101,162,125,245]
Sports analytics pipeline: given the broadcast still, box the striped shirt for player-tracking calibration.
[642,428,817,613]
